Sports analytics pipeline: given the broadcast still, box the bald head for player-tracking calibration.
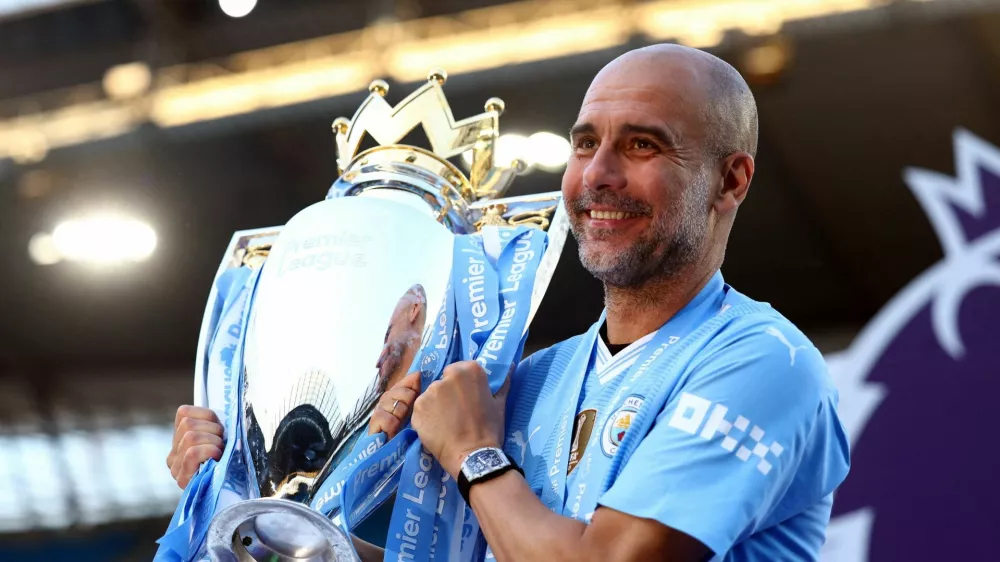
[563,44,759,289]
[590,44,758,162]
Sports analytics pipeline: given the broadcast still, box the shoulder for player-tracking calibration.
[668,303,841,452]
[690,303,836,407]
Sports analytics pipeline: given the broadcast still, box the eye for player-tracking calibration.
[573,137,598,152]
[631,138,657,151]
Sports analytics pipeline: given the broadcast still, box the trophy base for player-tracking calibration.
[206,498,359,562]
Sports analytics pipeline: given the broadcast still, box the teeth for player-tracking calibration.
[589,210,636,220]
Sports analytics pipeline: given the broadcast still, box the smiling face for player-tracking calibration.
[562,50,724,287]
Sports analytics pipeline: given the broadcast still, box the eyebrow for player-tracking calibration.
[568,122,596,139]
[622,124,678,148]
[569,122,679,148]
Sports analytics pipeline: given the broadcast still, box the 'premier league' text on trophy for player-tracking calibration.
[155,69,569,562]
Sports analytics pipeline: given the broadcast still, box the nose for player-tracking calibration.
[582,142,626,191]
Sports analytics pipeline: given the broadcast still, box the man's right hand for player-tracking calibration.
[167,405,225,489]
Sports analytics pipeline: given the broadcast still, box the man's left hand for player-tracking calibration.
[411,360,510,478]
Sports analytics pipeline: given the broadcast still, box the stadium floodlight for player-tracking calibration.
[219,0,257,18]
[31,215,159,265]
[527,132,571,171]
[461,131,570,172]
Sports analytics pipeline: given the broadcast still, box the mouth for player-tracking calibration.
[587,209,642,221]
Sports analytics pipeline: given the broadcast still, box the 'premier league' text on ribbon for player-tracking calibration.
[396,448,436,561]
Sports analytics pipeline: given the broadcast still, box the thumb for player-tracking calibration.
[494,371,512,404]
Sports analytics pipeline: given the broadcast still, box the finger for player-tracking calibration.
[382,395,411,420]
[173,418,225,452]
[174,405,219,429]
[175,444,223,489]
[399,370,422,393]
[379,385,416,407]
[494,372,512,403]
[178,431,224,455]
[173,418,224,452]
[369,410,402,439]
[389,386,419,401]
[173,442,217,483]
[441,360,483,380]
[411,394,428,431]
[385,386,418,409]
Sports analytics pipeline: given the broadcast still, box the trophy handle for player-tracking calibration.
[193,227,282,412]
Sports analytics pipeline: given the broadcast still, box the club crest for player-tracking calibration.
[820,129,1000,561]
[601,396,645,456]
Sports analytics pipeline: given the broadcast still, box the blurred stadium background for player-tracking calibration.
[1,0,999,560]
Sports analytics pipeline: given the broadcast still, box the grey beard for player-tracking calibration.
[574,217,703,288]
[568,187,707,288]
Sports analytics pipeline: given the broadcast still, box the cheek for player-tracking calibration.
[640,166,688,207]
[560,160,584,199]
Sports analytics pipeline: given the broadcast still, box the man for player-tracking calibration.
[169,44,850,560]
[409,44,850,561]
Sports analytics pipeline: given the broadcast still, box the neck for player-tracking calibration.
[603,266,718,345]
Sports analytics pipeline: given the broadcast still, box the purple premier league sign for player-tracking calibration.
[820,129,1000,561]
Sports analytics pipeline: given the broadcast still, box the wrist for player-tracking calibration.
[456,447,523,505]
[448,440,502,478]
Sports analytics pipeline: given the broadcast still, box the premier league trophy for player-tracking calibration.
[154,69,568,562]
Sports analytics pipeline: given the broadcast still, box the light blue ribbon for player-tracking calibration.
[155,265,263,561]
[327,226,546,562]
[383,226,546,562]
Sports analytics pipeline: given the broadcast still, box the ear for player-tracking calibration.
[714,151,754,214]
[408,301,422,324]
[406,285,426,324]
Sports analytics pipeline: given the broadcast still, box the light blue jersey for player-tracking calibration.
[503,272,850,561]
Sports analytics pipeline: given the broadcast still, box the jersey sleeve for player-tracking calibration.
[597,320,851,557]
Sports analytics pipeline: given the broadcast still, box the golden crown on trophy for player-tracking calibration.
[230,68,566,269]
[330,69,526,203]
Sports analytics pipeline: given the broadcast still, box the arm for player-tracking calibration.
[411,362,711,562]
[352,537,386,562]
[469,471,710,562]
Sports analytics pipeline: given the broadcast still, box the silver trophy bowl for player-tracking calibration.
[241,192,454,501]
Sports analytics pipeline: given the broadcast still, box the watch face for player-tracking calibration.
[464,448,506,479]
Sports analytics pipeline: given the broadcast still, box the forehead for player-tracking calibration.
[575,62,708,137]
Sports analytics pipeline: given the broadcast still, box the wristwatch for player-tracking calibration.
[457,447,523,504]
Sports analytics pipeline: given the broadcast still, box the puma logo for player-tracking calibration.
[765,327,809,367]
[508,425,542,464]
